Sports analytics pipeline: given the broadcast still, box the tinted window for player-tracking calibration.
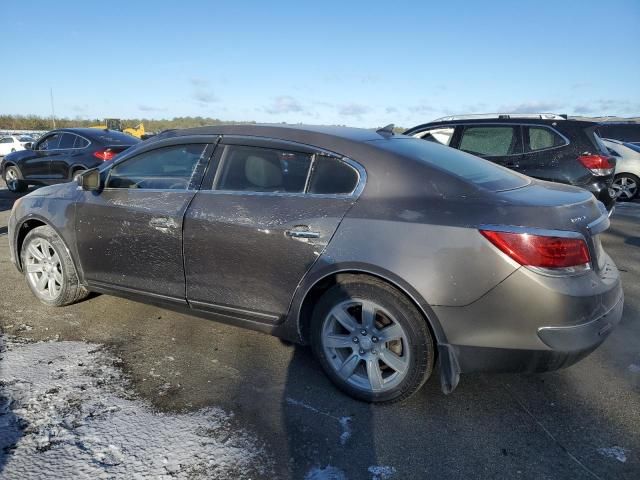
[0,137,12,144]
[73,136,90,148]
[58,133,76,149]
[308,157,359,194]
[94,130,141,146]
[216,146,312,193]
[527,127,566,151]
[459,126,519,156]
[107,144,207,190]
[38,133,62,150]
[372,138,529,191]
[415,127,455,146]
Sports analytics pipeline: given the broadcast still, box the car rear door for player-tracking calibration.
[456,124,524,171]
[183,137,363,323]
[520,125,570,181]
[74,139,214,300]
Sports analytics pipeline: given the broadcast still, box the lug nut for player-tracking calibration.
[372,349,377,354]
[359,349,365,355]
[372,336,378,343]
[360,329,367,336]
[352,337,359,343]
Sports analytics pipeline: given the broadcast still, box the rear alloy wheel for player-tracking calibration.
[21,226,89,306]
[311,276,435,403]
[4,165,27,193]
[610,174,639,201]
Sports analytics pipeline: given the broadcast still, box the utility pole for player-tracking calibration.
[50,88,56,129]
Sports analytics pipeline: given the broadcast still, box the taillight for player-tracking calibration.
[578,154,614,176]
[480,230,590,271]
[93,149,115,161]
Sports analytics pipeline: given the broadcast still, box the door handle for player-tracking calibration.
[285,226,320,239]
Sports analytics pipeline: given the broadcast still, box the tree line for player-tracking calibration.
[0,114,256,132]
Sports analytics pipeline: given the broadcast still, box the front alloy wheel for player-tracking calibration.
[4,166,27,193]
[311,276,435,403]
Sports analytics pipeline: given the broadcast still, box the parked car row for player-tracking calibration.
[603,139,640,201]
[0,134,35,156]
[7,123,623,402]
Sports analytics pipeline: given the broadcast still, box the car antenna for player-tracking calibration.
[376,124,395,137]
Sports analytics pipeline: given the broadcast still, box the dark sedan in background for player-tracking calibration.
[1,128,140,192]
[7,124,623,403]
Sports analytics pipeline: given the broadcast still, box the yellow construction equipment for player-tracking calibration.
[90,119,145,139]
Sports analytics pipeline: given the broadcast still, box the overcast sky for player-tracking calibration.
[2,0,639,127]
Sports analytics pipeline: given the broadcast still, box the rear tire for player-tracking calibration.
[310,275,435,403]
[21,225,89,307]
[610,173,639,201]
[4,165,27,193]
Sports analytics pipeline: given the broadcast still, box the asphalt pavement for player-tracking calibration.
[0,184,638,479]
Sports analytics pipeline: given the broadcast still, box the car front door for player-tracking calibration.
[183,137,363,323]
[74,140,213,300]
[49,132,81,180]
[20,132,64,179]
[455,124,524,172]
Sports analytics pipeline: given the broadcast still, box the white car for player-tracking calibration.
[604,138,640,201]
[0,135,31,156]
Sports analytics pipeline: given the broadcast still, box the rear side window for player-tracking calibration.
[74,136,90,148]
[94,130,141,146]
[0,137,11,144]
[414,127,455,146]
[216,146,312,193]
[58,133,77,149]
[107,144,207,190]
[373,138,529,191]
[459,126,520,156]
[308,156,359,194]
[526,127,566,151]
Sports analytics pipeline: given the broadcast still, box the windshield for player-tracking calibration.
[371,137,530,192]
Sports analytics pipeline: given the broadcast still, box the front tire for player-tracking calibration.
[610,173,639,201]
[4,165,27,193]
[21,226,89,307]
[310,275,435,403]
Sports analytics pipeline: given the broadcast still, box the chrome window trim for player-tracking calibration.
[36,132,93,151]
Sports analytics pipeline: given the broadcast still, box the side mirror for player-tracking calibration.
[25,142,33,150]
[76,168,101,191]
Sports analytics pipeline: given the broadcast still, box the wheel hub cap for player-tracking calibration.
[25,238,63,299]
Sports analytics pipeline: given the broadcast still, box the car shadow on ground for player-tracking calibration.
[0,183,37,213]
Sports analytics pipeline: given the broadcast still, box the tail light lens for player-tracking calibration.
[578,154,614,176]
[480,230,590,271]
[93,149,115,161]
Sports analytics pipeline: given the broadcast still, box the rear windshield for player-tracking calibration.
[371,138,529,191]
[93,131,141,146]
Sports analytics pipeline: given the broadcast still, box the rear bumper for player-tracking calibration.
[583,178,616,210]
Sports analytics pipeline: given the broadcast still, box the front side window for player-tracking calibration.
[107,144,207,190]
[0,137,12,144]
[415,127,455,146]
[527,127,566,151]
[216,146,312,193]
[37,133,62,151]
[459,126,519,156]
[308,156,359,194]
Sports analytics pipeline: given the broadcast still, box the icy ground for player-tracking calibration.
[0,335,273,479]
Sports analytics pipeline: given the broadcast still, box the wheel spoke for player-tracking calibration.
[361,300,376,331]
[324,334,354,349]
[53,269,63,284]
[366,358,384,391]
[37,273,48,290]
[28,243,45,261]
[26,263,43,273]
[378,323,404,343]
[338,353,360,380]
[331,306,358,333]
[379,349,408,375]
[47,277,56,297]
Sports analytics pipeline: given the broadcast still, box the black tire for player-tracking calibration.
[310,275,435,403]
[21,225,89,307]
[70,167,86,180]
[4,165,27,193]
[612,173,639,201]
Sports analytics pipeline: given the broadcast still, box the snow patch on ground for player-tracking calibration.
[0,335,273,479]
[304,465,348,480]
[597,446,628,463]
[368,465,397,479]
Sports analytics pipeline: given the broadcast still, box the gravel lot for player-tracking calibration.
[0,183,638,479]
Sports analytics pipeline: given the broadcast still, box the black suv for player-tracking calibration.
[405,114,616,210]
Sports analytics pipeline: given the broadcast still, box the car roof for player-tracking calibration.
[406,117,597,133]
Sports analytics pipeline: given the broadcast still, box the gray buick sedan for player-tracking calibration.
[8,124,623,402]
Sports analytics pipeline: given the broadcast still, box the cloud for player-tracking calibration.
[408,104,436,113]
[189,77,209,87]
[497,101,564,113]
[338,103,371,117]
[188,77,219,105]
[264,96,306,114]
[385,106,398,114]
[71,104,87,113]
[138,104,167,112]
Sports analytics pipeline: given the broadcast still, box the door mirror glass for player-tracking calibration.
[77,168,101,191]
